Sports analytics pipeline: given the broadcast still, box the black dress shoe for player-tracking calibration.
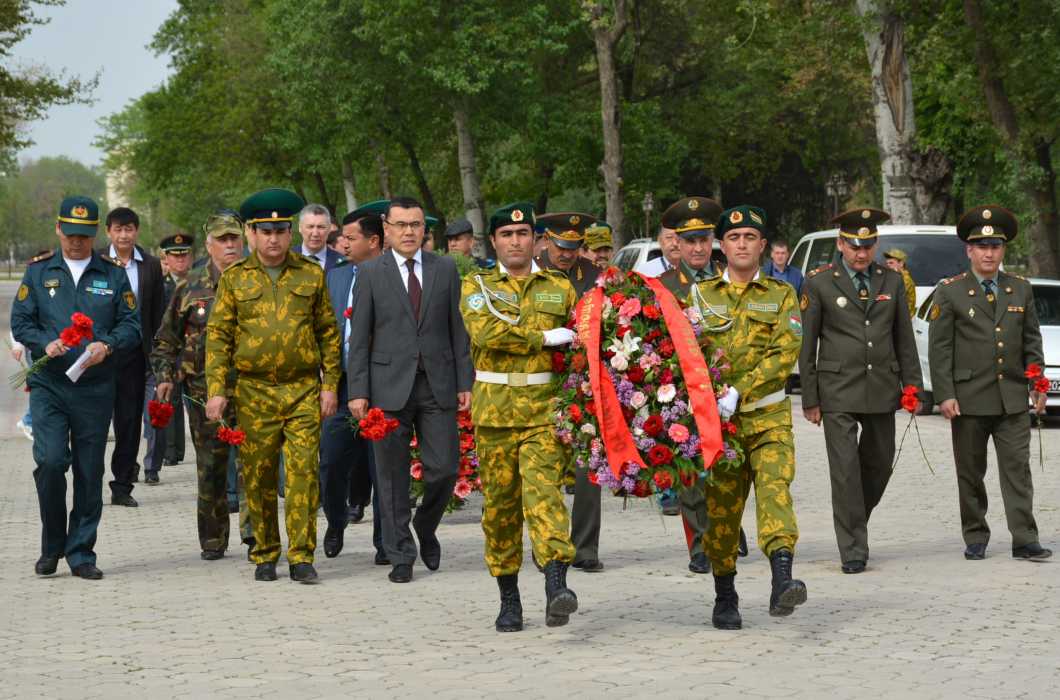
[347,503,365,524]
[964,543,987,560]
[35,555,59,576]
[661,503,680,516]
[323,526,344,558]
[688,551,711,574]
[418,533,441,571]
[1012,543,1052,560]
[738,528,749,557]
[111,493,138,507]
[255,562,277,581]
[200,549,224,561]
[374,550,391,566]
[71,563,103,580]
[145,472,159,485]
[228,501,239,514]
[841,560,866,574]
[290,563,319,584]
[388,563,413,583]
[571,559,604,572]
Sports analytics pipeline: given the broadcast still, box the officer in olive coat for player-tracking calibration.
[927,205,1051,561]
[798,208,922,574]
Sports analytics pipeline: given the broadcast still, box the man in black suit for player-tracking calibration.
[348,196,474,583]
[297,203,345,271]
[321,203,387,562]
[102,207,165,507]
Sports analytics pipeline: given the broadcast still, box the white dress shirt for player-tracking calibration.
[343,266,358,366]
[301,244,327,268]
[109,244,143,298]
[391,248,423,291]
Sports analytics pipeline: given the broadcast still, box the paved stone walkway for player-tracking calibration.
[1,397,1057,699]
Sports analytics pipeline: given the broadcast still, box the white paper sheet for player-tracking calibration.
[65,348,92,383]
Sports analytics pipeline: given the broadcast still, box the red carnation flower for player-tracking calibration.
[59,327,85,347]
[609,292,626,306]
[653,470,673,490]
[680,470,695,487]
[147,399,175,428]
[617,324,631,338]
[568,404,583,423]
[643,415,664,436]
[645,329,662,342]
[343,307,352,319]
[1025,363,1044,379]
[642,304,661,320]
[900,393,919,413]
[71,312,93,335]
[648,444,673,466]
[552,351,566,373]
[722,421,737,436]
[626,365,645,384]
[583,401,596,417]
[587,470,599,486]
[659,368,674,384]
[632,480,652,498]
[658,338,675,358]
[1034,377,1050,393]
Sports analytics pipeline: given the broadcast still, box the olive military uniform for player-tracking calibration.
[152,260,252,554]
[692,270,802,574]
[798,209,922,568]
[158,267,187,465]
[469,266,579,576]
[206,250,340,566]
[928,205,1047,556]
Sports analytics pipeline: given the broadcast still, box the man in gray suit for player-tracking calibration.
[347,196,474,584]
[799,208,922,574]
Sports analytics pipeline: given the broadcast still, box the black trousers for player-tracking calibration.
[372,372,458,566]
[110,350,147,497]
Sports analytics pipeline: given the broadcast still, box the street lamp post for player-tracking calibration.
[826,174,848,217]
[641,192,654,239]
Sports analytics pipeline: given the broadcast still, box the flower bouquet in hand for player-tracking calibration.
[147,400,175,428]
[10,312,93,389]
[184,395,247,446]
[892,385,933,474]
[410,410,481,513]
[1025,363,1049,470]
[553,267,735,498]
[353,407,400,441]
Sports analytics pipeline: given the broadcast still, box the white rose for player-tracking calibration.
[610,354,629,371]
[629,391,647,409]
[657,383,677,403]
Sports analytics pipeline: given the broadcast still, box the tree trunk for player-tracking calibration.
[536,161,554,215]
[370,139,392,200]
[341,156,358,212]
[586,0,629,246]
[452,104,486,253]
[396,136,441,221]
[311,171,335,212]
[963,0,1060,276]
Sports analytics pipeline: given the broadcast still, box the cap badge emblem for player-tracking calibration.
[511,209,524,222]
[982,225,994,235]
[861,210,871,219]
[688,199,699,210]
[71,205,88,218]
[982,209,992,220]
[730,211,743,224]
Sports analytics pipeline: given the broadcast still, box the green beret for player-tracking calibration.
[57,195,100,237]
[832,208,890,248]
[660,197,722,239]
[488,202,535,236]
[957,205,1016,244]
[426,215,440,232]
[584,222,613,251]
[160,233,194,253]
[717,205,767,238]
[538,211,596,249]
[239,188,304,230]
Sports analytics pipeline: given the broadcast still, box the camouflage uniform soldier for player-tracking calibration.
[461,202,580,632]
[206,189,341,584]
[691,205,806,630]
[152,212,252,559]
[883,248,917,316]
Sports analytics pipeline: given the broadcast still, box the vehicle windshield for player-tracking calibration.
[1033,284,1060,326]
[875,234,968,286]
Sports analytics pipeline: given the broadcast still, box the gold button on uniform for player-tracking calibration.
[867,341,874,348]
[864,320,871,326]
[995,326,1001,332]
[867,364,873,370]
[997,358,1004,364]
[997,341,1004,348]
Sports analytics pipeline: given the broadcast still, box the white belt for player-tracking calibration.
[475,371,554,387]
[739,389,788,413]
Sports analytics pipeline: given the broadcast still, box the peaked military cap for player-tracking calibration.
[957,205,1017,244]
[445,217,473,238]
[833,208,889,247]
[717,205,767,238]
[342,199,389,227]
[538,211,597,249]
[160,233,194,254]
[57,195,100,237]
[584,222,613,251]
[239,188,304,230]
[204,209,244,238]
[488,202,536,235]
[425,215,440,233]
[660,197,722,239]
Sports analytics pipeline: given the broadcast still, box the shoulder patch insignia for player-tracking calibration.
[941,272,967,285]
[17,284,29,301]
[466,293,485,311]
[101,254,124,267]
[789,313,802,337]
[800,293,809,311]
[929,303,941,320]
[124,290,136,310]
[807,263,833,278]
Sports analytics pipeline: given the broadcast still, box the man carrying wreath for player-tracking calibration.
[691,205,806,630]
[461,202,580,632]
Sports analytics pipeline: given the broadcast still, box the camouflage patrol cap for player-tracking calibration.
[203,209,244,238]
[883,248,908,262]
[717,205,767,238]
[832,208,889,248]
[957,205,1016,244]
[584,222,613,251]
[488,202,535,235]
[660,197,722,239]
[538,211,597,249]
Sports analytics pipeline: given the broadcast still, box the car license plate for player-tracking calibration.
[1050,379,1060,393]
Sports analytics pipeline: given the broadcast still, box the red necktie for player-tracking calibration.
[406,258,421,319]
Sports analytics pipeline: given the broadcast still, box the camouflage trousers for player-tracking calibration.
[186,395,251,552]
[235,375,320,565]
[476,424,576,577]
[704,424,798,575]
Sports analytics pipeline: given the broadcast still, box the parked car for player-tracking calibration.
[613,237,724,273]
[911,277,1060,414]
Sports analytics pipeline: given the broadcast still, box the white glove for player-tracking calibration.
[543,327,576,347]
[717,385,739,420]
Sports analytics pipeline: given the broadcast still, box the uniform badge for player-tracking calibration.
[858,227,870,236]
[124,291,137,310]
[197,306,206,316]
[569,215,580,225]
[44,279,60,288]
[688,199,700,210]
[836,297,847,308]
[749,210,763,225]
[789,314,802,337]
[982,209,992,220]
[861,209,871,219]
[799,293,809,311]
[929,303,941,321]
[535,292,562,304]
[982,225,993,235]
[729,211,743,224]
[175,235,184,244]
[49,289,56,298]
[511,209,524,222]
[875,294,891,301]
[16,284,28,301]
[467,293,485,311]
[71,205,88,218]
[968,307,975,318]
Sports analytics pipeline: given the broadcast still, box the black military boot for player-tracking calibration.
[712,573,742,630]
[495,574,523,632]
[543,561,578,627]
[768,549,807,617]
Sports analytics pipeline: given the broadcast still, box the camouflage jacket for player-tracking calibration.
[151,263,230,400]
[691,269,802,434]
[205,251,341,397]
[461,265,576,428]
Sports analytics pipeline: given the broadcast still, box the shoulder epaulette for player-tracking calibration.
[1004,272,1027,282]
[26,250,55,265]
[100,254,124,267]
[941,272,967,285]
[806,263,833,278]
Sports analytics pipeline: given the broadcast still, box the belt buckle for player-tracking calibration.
[508,372,528,387]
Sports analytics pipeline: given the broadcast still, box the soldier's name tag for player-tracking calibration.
[746,302,778,312]
[43,279,60,288]
[1007,305,1024,313]
[91,280,109,289]
[466,293,485,311]
[875,294,891,301]
[86,287,114,296]
[534,292,562,304]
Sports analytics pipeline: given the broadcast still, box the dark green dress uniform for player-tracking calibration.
[533,211,602,568]
[928,206,1050,559]
[658,196,724,564]
[798,208,922,571]
[11,196,141,573]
